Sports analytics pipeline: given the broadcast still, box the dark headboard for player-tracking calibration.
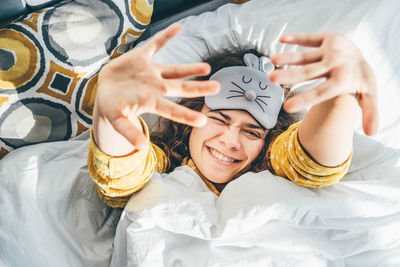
[137,0,233,43]
[0,0,63,24]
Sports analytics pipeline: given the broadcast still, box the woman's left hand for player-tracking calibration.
[270,32,378,136]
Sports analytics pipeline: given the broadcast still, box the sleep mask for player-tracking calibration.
[205,53,284,129]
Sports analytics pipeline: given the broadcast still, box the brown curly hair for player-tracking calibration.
[150,48,301,173]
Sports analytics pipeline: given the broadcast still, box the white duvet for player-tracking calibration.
[1,0,400,266]
[111,133,400,266]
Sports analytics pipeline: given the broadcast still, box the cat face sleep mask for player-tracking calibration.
[205,53,284,129]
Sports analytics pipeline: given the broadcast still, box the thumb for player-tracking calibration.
[359,94,379,136]
[111,117,148,150]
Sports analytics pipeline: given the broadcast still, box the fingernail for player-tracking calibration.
[210,80,220,86]
[284,98,304,113]
[270,56,279,65]
[203,63,212,74]
[137,138,147,151]
[269,71,279,83]
[212,81,221,92]
[196,115,207,127]
[282,35,294,42]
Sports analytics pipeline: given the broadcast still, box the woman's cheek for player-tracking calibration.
[247,138,265,157]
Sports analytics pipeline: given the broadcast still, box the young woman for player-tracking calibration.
[88,24,378,207]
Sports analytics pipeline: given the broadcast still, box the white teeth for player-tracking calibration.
[210,148,235,162]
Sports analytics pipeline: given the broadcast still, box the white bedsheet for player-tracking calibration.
[1,0,399,266]
[0,133,122,266]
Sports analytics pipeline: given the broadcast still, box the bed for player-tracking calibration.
[1,0,400,266]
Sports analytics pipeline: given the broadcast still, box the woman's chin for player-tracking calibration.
[202,171,234,184]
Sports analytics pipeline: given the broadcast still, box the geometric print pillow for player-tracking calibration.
[0,0,153,159]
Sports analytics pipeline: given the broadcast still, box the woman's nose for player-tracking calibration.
[219,127,240,150]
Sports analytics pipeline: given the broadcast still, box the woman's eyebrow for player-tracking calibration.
[245,123,264,130]
[209,110,264,130]
[208,110,231,121]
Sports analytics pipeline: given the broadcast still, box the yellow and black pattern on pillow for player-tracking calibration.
[0,0,153,159]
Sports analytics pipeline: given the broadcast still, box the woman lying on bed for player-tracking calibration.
[88,24,378,207]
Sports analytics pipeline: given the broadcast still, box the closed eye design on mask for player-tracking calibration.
[227,81,271,112]
[259,82,268,90]
[242,75,252,83]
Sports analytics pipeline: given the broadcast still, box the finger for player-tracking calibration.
[160,62,211,79]
[358,93,379,136]
[283,80,339,113]
[271,50,322,66]
[163,80,220,98]
[270,62,329,84]
[154,98,207,127]
[279,33,325,47]
[143,23,183,55]
[110,117,148,150]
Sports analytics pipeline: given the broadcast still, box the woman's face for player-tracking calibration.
[189,105,268,184]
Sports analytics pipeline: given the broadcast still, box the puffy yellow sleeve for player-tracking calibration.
[87,117,167,207]
[269,122,352,187]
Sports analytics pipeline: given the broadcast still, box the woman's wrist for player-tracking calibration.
[298,93,357,167]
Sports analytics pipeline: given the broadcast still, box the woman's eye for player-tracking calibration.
[242,76,252,84]
[245,130,261,138]
[259,81,268,90]
[210,117,227,125]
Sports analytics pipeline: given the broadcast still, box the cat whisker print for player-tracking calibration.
[256,97,269,108]
[229,89,245,95]
[254,99,265,112]
[227,86,271,113]
[227,94,245,99]
[231,81,246,92]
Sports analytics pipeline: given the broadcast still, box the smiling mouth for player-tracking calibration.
[206,146,242,165]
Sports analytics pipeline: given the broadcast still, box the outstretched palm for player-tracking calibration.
[270,32,378,136]
[94,24,220,152]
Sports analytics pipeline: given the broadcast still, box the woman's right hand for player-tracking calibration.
[93,24,220,155]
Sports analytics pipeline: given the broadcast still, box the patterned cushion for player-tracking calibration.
[0,0,153,158]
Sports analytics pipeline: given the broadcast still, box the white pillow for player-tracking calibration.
[150,0,400,148]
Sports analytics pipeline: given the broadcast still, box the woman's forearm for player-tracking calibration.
[298,94,358,167]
